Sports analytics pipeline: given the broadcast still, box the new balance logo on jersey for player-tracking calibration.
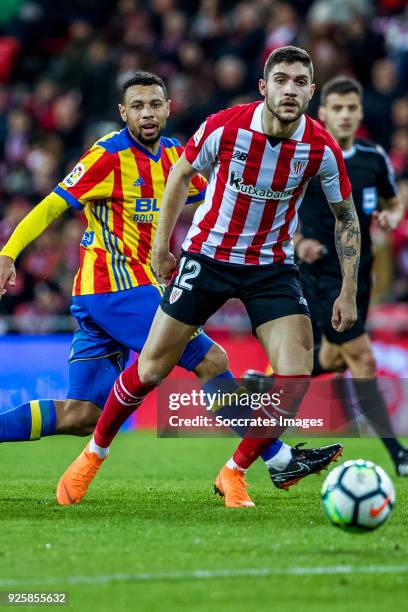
[232,150,248,161]
[133,177,145,187]
[229,170,294,200]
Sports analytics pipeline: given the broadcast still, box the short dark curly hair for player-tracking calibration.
[320,75,363,105]
[264,46,314,81]
[122,71,168,101]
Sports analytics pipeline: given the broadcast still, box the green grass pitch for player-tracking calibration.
[0,433,407,611]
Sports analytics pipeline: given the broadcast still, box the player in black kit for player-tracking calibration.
[248,76,408,480]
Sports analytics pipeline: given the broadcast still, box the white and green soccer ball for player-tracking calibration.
[321,459,396,532]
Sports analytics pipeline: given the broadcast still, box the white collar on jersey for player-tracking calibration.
[342,145,356,159]
[250,102,306,141]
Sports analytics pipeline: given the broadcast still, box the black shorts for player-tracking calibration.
[161,251,310,332]
[300,262,371,345]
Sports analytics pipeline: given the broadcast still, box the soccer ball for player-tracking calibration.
[321,459,396,532]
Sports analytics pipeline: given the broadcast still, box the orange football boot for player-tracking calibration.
[214,465,255,508]
[56,443,106,505]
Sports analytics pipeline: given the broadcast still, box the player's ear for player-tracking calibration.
[309,83,316,99]
[357,103,363,121]
[318,105,326,123]
[118,103,127,123]
[166,99,171,118]
[258,78,266,98]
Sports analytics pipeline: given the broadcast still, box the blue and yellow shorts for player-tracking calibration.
[68,285,214,408]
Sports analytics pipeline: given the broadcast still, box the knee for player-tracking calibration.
[352,350,377,378]
[332,356,347,373]
[137,359,166,387]
[320,350,347,373]
[58,400,100,435]
[193,343,230,381]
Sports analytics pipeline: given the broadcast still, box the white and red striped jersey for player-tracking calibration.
[182,101,351,265]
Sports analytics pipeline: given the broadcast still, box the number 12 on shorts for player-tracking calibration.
[174,257,202,290]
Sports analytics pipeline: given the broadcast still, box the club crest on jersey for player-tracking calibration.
[63,163,85,187]
[193,121,206,146]
[169,287,183,304]
[290,159,308,176]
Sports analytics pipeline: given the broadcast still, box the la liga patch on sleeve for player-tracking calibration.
[193,121,207,146]
[63,162,86,187]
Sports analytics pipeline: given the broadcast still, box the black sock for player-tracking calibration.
[333,375,360,435]
[380,438,404,459]
[351,378,404,460]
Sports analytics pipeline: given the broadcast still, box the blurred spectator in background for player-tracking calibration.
[80,39,117,122]
[0,196,30,245]
[52,92,84,164]
[392,175,408,302]
[263,2,299,54]
[25,77,58,132]
[51,19,94,91]
[13,280,69,333]
[364,58,401,150]
[0,0,406,333]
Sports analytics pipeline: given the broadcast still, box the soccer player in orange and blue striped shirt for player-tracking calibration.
[0,71,229,442]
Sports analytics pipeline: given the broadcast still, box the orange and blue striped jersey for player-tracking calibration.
[53,127,207,296]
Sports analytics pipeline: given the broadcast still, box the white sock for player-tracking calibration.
[226,457,246,472]
[264,442,292,470]
[89,437,109,459]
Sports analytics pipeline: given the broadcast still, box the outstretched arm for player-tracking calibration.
[151,153,197,279]
[329,194,361,332]
[0,193,69,298]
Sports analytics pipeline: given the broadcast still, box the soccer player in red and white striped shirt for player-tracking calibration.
[57,46,361,508]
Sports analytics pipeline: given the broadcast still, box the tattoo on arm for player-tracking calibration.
[343,246,356,257]
[330,196,361,288]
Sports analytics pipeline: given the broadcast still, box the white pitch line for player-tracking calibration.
[1,565,408,587]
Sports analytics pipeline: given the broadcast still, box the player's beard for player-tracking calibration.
[265,97,307,125]
[131,125,164,147]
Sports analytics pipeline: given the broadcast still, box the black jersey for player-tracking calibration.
[299,138,398,276]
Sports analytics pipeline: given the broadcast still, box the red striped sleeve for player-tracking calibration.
[328,139,351,200]
[307,118,351,201]
[67,149,113,202]
[185,104,258,167]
